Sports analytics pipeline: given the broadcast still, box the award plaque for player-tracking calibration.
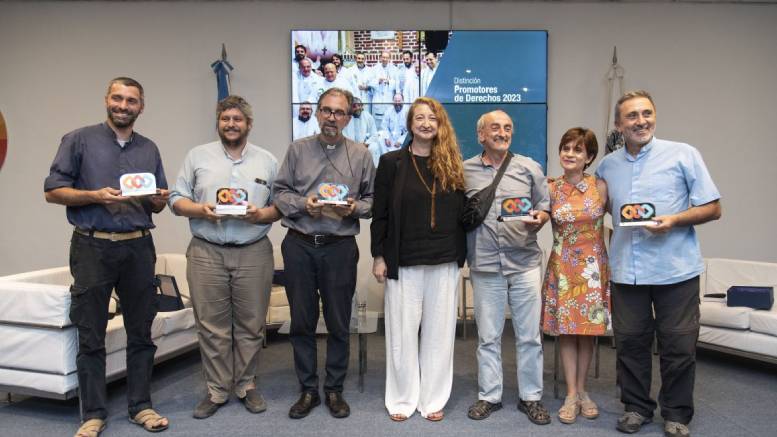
[317,182,349,205]
[619,202,658,227]
[120,173,158,197]
[215,188,248,215]
[498,197,533,222]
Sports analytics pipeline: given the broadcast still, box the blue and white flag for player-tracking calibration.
[211,44,233,102]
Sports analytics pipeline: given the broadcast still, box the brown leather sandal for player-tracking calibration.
[129,409,169,432]
[74,418,105,437]
[389,413,408,422]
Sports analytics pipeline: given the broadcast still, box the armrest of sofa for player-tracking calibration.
[0,280,72,327]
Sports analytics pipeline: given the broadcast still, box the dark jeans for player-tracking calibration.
[281,233,358,394]
[612,276,700,425]
[69,232,158,420]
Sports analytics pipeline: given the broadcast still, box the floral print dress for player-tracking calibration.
[542,174,610,335]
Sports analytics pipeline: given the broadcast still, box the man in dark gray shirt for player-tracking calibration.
[273,88,375,419]
[44,77,170,437]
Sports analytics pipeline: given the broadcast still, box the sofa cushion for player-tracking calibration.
[0,324,77,374]
[0,281,72,327]
[750,310,777,337]
[700,301,752,329]
[269,285,288,307]
[158,308,195,336]
[105,314,167,355]
[705,258,777,295]
[699,325,777,357]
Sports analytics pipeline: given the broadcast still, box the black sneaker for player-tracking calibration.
[616,411,652,433]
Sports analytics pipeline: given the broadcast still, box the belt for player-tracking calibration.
[288,228,352,247]
[74,228,150,241]
[193,236,260,248]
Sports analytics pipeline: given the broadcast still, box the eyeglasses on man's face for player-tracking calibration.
[318,106,349,120]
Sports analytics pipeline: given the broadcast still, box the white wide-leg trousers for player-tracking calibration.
[384,262,460,418]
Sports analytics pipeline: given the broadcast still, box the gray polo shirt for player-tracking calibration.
[463,153,550,275]
[272,135,375,236]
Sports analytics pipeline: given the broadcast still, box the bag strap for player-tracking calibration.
[490,152,513,191]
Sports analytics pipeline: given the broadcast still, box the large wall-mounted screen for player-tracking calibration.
[290,30,547,170]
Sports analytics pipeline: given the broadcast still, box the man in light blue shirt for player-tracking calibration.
[596,90,721,437]
[343,97,380,166]
[169,95,280,419]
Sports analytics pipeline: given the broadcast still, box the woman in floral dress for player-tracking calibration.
[541,127,610,424]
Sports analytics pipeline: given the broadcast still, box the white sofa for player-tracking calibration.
[0,254,198,400]
[699,258,777,364]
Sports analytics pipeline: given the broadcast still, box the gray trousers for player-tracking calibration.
[186,236,273,403]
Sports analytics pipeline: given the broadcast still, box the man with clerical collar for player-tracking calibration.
[463,109,552,425]
[168,95,280,420]
[380,93,408,154]
[273,87,375,420]
[293,101,320,140]
[293,58,322,106]
[596,90,721,437]
[44,77,170,437]
[292,44,315,74]
[396,50,415,95]
[320,62,353,97]
[343,97,379,166]
[370,51,398,128]
[348,52,373,110]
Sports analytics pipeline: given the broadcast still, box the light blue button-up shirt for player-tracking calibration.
[169,141,278,245]
[596,137,720,285]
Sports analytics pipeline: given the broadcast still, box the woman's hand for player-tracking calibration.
[373,256,387,283]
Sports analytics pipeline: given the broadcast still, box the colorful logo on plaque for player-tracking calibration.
[501,197,532,217]
[317,182,349,202]
[217,188,248,206]
[620,203,656,222]
[119,173,157,196]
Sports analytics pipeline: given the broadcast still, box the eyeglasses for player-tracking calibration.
[318,107,349,120]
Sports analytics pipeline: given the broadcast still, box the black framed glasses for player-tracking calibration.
[318,107,349,120]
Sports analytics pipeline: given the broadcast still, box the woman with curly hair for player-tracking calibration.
[541,127,610,425]
[371,96,466,422]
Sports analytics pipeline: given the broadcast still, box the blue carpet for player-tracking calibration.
[2,326,776,436]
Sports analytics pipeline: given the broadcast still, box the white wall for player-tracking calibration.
[1,2,775,307]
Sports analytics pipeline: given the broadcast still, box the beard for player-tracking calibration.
[106,107,139,128]
[320,122,340,139]
[298,113,311,122]
[218,128,249,148]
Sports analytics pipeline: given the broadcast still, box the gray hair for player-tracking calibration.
[614,90,655,121]
[476,109,511,132]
